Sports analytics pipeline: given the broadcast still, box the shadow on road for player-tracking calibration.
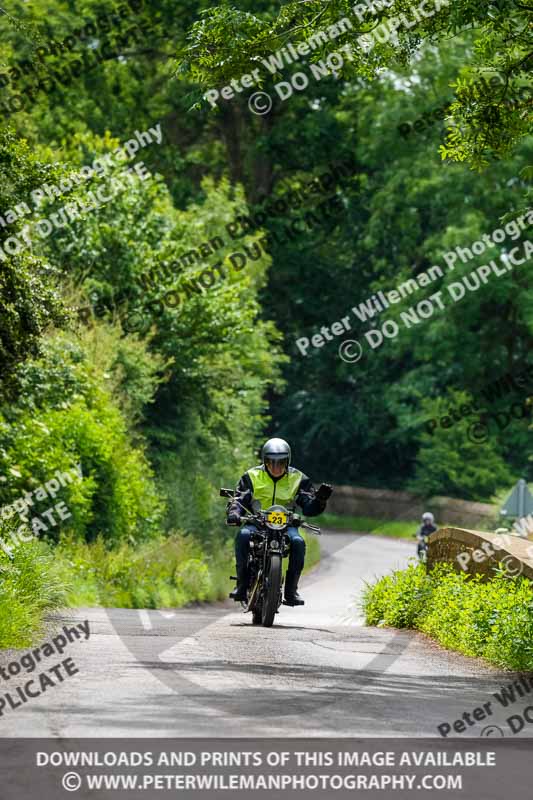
[86,664,514,736]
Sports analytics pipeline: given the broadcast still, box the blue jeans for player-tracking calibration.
[235,525,306,583]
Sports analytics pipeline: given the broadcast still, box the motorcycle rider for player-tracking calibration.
[227,438,332,606]
[415,511,437,558]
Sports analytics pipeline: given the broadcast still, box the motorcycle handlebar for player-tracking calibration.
[301,522,322,535]
[234,512,321,535]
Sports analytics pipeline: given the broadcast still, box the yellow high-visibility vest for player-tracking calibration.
[246,465,304,510]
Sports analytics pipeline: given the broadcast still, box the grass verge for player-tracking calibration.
[320,512,418,539]
[55,528,320,608]
[0,523,321,649]
[56,534,320,608]
[55,533,234,608]
[362,562,533,671]
[0,531,68,649]
[302,529,321,573]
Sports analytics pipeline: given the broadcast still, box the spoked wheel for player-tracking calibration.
[247,567,262,623]
[261,555,282,628]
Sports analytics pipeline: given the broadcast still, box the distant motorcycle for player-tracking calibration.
[417,534,429,563]
[220,488,321,627]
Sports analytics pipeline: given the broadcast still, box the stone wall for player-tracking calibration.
[329,485,497,528]
[427,527,533,581]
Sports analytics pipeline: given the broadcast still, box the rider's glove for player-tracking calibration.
[227,511,241,526]
[316,483,333,502]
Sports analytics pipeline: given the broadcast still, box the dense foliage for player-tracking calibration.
[0,529,67,648]
[363,562,533,670]
[0,0,531,630]
[53,528,319,607]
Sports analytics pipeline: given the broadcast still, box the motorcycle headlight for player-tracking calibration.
[264,504,289,530]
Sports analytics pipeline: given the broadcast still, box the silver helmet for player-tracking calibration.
[422,512,435,524]
[262,438,291,471]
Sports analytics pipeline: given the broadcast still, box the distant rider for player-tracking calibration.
[415,511,437,558]
[226,438,332,606]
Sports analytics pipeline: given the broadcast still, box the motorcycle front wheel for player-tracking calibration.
[261,554,282,627]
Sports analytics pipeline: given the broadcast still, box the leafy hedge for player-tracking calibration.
[0,531,67,648]
[362,563,533,671]
[0,325,166,545]
[55,527,320,609]
[54,532,234,609]
[0,524,321,649]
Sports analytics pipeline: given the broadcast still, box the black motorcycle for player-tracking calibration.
[220,488,321,627]
[417,534,429,563]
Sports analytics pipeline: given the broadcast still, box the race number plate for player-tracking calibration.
[267,511,287,526]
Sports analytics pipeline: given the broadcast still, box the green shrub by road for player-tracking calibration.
[0,524,321,649]
[54,533,234,608]
[362,563,533,671]
[0,535,67,649]
[56,528,320,608]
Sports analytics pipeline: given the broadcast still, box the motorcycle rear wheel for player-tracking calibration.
[261,555,282,627]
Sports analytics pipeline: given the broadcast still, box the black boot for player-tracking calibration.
[284,573,304,606]
[229,565,248,601]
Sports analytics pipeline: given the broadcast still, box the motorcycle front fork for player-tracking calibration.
[245,556,285,612]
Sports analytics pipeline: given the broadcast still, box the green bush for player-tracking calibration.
[363,562,433,628]
[0,130,66,382]
[54,532,234,609]
[362,562,533,671]
[409,390,514,500]
[54,528,319,610]
[0,326,165,544]
[0,527,68,648]
[175,558,213,602]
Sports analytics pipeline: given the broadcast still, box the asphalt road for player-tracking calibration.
[0,530,527,738]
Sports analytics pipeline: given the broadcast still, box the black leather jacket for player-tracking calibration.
[417,522,437,538]
[228,469,326,519]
